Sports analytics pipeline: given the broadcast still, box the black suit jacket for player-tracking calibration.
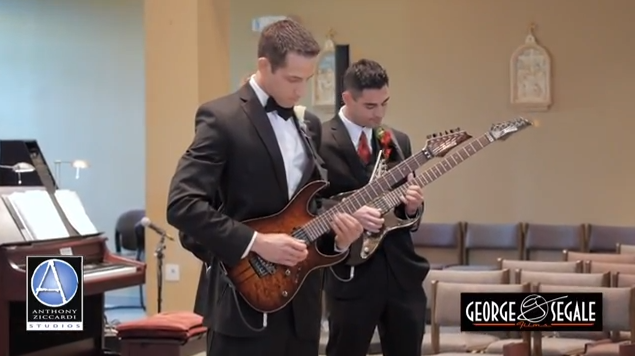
[319,115,430,299]
[167,83,329,339]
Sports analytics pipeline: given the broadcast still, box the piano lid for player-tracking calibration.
[0,140,58,191]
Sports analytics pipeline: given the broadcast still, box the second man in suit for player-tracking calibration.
[320,59,430,356]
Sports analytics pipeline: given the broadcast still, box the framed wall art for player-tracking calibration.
[510,23,553,112]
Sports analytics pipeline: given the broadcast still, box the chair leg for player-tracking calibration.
[139,284,146,311]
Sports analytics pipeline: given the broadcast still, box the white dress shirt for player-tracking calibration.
[241,76,308,258]
[339,106,373,153]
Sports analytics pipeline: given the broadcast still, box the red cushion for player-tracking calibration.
[116,312,205,340]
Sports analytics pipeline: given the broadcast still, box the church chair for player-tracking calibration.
[498,259,581,283]
[536,285,635,356]
[587,225,635,253]
[411,222,463,270]
[523,223,585,261]
[112,208,146,310]
[446,223,523,271]
[425,281,530,356]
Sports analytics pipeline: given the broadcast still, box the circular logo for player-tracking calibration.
[30,259,79,308]
[518,294,549,324]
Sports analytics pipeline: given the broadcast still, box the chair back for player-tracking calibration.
[115,209,146,252]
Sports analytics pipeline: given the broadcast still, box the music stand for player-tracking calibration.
[54,159,89,187]
[0,162,36,185]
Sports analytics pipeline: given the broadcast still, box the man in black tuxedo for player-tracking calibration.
[166,20,366,356]
[320,59,430,356]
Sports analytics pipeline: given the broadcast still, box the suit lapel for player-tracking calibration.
[239,84,288,199]
[329,116,368,184]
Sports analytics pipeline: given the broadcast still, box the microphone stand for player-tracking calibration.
[154,232,172,314]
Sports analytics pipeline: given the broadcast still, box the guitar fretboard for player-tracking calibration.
[374,134,493,212]
[301,148,431,241]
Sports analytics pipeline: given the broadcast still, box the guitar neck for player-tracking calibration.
[304,148,432,241]
[376,134,493,214]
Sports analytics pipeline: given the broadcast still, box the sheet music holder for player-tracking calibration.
[0,187,36,245]
[54,190,98,236]
[0,187,81,245]
[6,190,70,240]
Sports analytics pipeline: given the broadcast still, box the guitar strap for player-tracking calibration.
[292,105,328,181]
[384,127,415,181]
[388,127,406,162]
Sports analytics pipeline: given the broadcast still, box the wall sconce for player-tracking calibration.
[54,159,89,188]
[0,162,36,185]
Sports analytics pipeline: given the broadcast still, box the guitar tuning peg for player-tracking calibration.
[432,133,438,138]
[449,129,455,133]
[444,130,449,135]
[426,134,431,139]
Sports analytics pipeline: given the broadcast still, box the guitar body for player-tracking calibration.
[347,210,418,266]
[224,180,348,313]
[331,190,419,266]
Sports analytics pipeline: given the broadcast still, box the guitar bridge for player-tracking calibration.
[249,255,276,277]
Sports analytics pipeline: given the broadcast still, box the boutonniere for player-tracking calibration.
[375,127,393,160]
[293,105,310,136]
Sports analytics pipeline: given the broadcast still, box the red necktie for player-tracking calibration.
[357,131,371,164]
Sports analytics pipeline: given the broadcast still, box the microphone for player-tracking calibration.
[140,217,174,241]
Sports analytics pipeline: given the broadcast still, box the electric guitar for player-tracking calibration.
[223,128,472,313]
[342,117,534,266]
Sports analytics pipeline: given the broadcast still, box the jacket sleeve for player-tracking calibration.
[393,132,425,231]
[166,105,255,266]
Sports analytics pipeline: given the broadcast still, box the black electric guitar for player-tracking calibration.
[341,117,534,266]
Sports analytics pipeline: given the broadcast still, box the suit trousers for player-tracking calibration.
[206,305,319,356]
[325,261,427,356]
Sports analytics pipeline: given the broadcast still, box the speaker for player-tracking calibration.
[334,44,350,113]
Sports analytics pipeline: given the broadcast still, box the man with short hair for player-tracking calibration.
[320,59,429,356]
[167,20,370,356]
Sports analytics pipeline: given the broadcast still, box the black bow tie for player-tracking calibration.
[264,97,294,120]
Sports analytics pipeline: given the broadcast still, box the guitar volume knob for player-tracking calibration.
[284,269,291,276]
[281,291,288,297]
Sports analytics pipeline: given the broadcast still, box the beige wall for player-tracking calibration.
[147,0,635,312]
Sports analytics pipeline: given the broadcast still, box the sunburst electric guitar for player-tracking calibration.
[223,128,472,313]
[339,117,534,266]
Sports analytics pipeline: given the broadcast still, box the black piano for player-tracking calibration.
[0,140,146,356]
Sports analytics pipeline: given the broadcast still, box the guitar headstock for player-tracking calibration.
[489,117,533,141]
[423,128,472,158]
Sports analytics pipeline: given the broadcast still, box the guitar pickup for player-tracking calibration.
[249,255,276,277]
